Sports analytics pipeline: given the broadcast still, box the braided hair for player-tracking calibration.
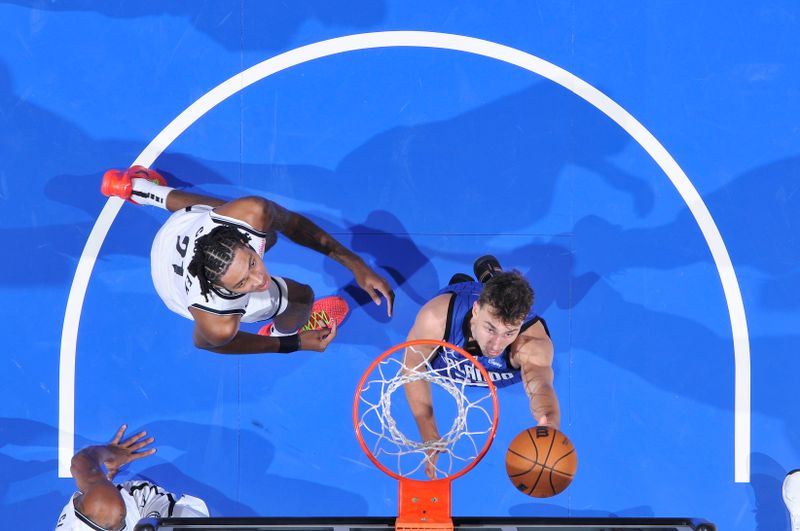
[187,225,252,301]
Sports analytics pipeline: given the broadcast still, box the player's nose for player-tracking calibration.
[253,271,269,290]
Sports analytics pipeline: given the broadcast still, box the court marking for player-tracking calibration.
[59,30,750,482]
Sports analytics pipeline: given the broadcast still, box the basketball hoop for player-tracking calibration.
[353,340,499,531]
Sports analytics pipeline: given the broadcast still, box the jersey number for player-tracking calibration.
[172,235,190,276]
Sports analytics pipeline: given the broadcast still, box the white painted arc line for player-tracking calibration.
[59,30,750,482]
[58,197,124,476]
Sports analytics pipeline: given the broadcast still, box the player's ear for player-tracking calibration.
[472,301,480,318]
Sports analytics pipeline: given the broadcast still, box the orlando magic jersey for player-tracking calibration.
[430,281,546,388]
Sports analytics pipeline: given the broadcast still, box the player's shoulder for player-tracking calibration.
[512,320,554,365]
[420,292,453,316]
[411,293,452,337]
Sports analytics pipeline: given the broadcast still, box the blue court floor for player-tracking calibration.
[2,2,800,529]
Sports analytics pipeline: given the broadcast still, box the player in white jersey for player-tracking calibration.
[102,166,394,354]
[55,424,208,530]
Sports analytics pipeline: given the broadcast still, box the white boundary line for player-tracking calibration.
[59,31,750,482]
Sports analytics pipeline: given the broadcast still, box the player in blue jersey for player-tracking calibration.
[404,256,560,478]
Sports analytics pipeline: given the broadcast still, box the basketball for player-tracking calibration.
[505,426,577,497]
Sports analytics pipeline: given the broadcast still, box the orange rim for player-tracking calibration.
[353,339,499,481]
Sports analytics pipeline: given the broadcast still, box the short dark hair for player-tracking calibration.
[187,225,251,301]
[477,270,534,324]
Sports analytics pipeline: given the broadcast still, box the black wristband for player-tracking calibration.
[277,334,301,353]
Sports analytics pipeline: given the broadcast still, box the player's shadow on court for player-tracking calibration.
[315,209,439,344]
[1,1,386,52]
[567,156,800,419]
[0,58,151,286]
[30,79,651,292]
[320,211,598,346]
[569,156,800,302]
[0,455,67,527]
[137,420,369,516]
[345,210,436,308]
[0,418,112,528]
[330,81,655,233]
[32,156,243,287]
[750,452,791,531]
[0,417,253,522]
[418,240,600,315]
[0,55,245,288]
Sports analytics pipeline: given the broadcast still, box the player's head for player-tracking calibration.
[72,487,126,530]
[187,225,270,299]
[471,271,534,357]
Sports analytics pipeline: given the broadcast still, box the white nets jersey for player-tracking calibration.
[150,205,286,323]
[55,480,208,530]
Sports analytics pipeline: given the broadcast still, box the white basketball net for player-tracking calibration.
[356,344,496,479]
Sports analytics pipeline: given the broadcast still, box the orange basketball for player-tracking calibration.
[505,426,577,497]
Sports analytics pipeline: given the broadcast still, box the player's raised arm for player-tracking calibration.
[189,307,336,354]
[512,322,561,429]
[69,425,156,529]
[264,200,395,316]
[402,295,451,460]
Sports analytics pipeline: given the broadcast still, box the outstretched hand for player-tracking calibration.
[104,424,156,480]
[352,263,395,317]
[299,320,337,352]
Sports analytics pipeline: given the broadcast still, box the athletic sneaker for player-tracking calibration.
[101,165,167,204]
[784,469,800,530]
[473,255,503,283]
[258,296,349,336]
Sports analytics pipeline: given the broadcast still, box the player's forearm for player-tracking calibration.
[412,409,441,442]
[196,330,291,355]
[70,446,111,492]
[404,381,441,441]
[282,213,361,268]
[526,381,561,429]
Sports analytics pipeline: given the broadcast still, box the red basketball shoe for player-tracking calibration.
[101,165,167,205]
[258,296,349,336]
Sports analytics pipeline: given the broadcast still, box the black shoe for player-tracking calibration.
[473,255,502,283]
[448,273,474,285]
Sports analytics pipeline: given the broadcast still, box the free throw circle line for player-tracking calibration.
[60,31,750,482]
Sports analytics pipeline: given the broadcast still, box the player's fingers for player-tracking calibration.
[120,430,148,447]
[537,415,548,427]
[110,424,127,444]
[130,448,157,461]
[110,424,128,444]
[425,454,439,479]
[129,436,155,452]
[322,321,338,346]
[380,285,395,316]
[366,285,382,307]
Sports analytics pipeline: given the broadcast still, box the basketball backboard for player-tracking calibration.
[133,516,716,531]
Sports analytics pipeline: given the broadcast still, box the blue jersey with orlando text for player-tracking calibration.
[430,281,545,388]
